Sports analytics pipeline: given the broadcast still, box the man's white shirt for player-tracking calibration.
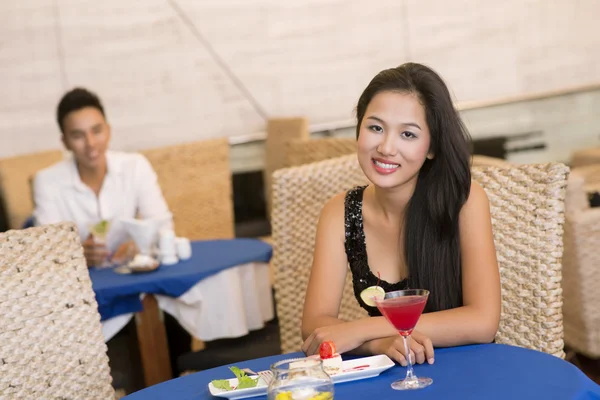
[33,151,172,252]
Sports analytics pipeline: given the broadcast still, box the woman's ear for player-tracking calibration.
[426,152,434,160]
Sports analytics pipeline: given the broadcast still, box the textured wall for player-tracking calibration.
[1,0,599,159]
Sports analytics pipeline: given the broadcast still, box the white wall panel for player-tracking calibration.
[0,0,598,159]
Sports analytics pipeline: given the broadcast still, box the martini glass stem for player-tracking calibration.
[402,334,418,384]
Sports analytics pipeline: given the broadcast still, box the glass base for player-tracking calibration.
[391,376,433,390]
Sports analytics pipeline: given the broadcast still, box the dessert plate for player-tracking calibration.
[208,354,394,399]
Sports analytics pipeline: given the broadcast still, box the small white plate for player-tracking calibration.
[208,355,394,399]
[208,375,269,400]
[330,354,395,384]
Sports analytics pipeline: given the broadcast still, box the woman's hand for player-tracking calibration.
[370,330,435,366]
[302,322,366,356]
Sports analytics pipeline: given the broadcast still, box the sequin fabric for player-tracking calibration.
[344,186,408,317]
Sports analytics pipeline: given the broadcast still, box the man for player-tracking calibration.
[33,88,172,267]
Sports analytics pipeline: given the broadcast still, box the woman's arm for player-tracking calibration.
[301,193,406,355]
[301,193,352,338]
[302,182,501,355]
[413,181,501,346]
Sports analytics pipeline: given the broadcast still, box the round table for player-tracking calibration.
[123,344,600,399]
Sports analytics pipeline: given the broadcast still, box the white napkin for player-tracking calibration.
[120,213,172,255]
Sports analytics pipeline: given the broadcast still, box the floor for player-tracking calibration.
[567,350,600,385]
[108,315,282,396]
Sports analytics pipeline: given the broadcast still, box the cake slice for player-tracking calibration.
[289,341,343,376]
[318,341,342,375]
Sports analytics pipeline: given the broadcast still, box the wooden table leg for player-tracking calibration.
[135,294,173,386]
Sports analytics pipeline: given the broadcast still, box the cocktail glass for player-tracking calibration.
[89,219,112,268]
[374,289,432,390]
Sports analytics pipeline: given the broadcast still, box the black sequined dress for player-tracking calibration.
[344,186,408,317]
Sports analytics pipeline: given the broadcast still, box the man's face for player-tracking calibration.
[61,107,111,171]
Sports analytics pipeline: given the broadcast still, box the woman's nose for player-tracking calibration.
[376,133,397,156]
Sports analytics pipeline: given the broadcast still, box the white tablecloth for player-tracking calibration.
[101,262,274,342]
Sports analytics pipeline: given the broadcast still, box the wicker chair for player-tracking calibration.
[272,154,569,357]
[562,164,600,357]
[472,163,568,358]
[570,147,600,168]
[0,150,64,229]
[271,155,368,353]
[263,117,310,217]
[0,223,114,399]
[284,137,356,168]
[142,138,235,241]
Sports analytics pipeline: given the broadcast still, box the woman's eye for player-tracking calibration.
[401,131,416,139]
[368,125,383,133]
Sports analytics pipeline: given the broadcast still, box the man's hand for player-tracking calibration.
[82,234,109,267]
[111,241,137,264]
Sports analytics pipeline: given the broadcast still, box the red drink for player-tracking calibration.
[374,289,432,390]
[376,296,427,336]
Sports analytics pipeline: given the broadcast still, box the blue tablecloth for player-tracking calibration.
[90,239,272,321]
[123,344,600,400]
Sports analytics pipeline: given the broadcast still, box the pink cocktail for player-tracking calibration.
[374,289,432,390]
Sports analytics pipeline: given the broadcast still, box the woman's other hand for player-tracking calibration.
[369,330,434,366]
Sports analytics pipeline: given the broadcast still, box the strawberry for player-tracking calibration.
[319,341,336,359]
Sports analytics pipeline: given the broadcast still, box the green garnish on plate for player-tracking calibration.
[211,366,259,391]
[211,380,233,391]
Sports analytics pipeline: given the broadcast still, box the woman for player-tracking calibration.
[301,63,501,367]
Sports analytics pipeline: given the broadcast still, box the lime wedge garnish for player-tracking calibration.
[90,220,111,237]
[360,286,385,307]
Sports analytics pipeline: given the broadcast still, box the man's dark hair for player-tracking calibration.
[56,88,105,133]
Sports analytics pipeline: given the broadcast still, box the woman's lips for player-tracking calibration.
[372,158,400,175]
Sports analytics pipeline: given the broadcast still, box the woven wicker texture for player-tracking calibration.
[471,163,569,358]
[0,150,64,229]
[272,154,569,357]
[0,223,114,399]
[272,154,368,354]
[142,139,235,240]
[570,147,600,168]
[562,165,600,357]
[284,137,356,168]
[263,118,310,217]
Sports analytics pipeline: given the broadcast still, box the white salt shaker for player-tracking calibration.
[159,229,178,265]
[175,237,192,260]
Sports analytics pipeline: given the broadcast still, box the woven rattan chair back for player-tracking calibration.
[263,118,310,217]
[0,150,63,229]
[284,137,356,168]
[142,139,235,240]
[272,155,569,357]
[570,147,600,169]
[562,165,600,357]
[472,163,569,358]
[0,222,114,399]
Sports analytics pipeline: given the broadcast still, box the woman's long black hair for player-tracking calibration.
[355,63,472,313]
